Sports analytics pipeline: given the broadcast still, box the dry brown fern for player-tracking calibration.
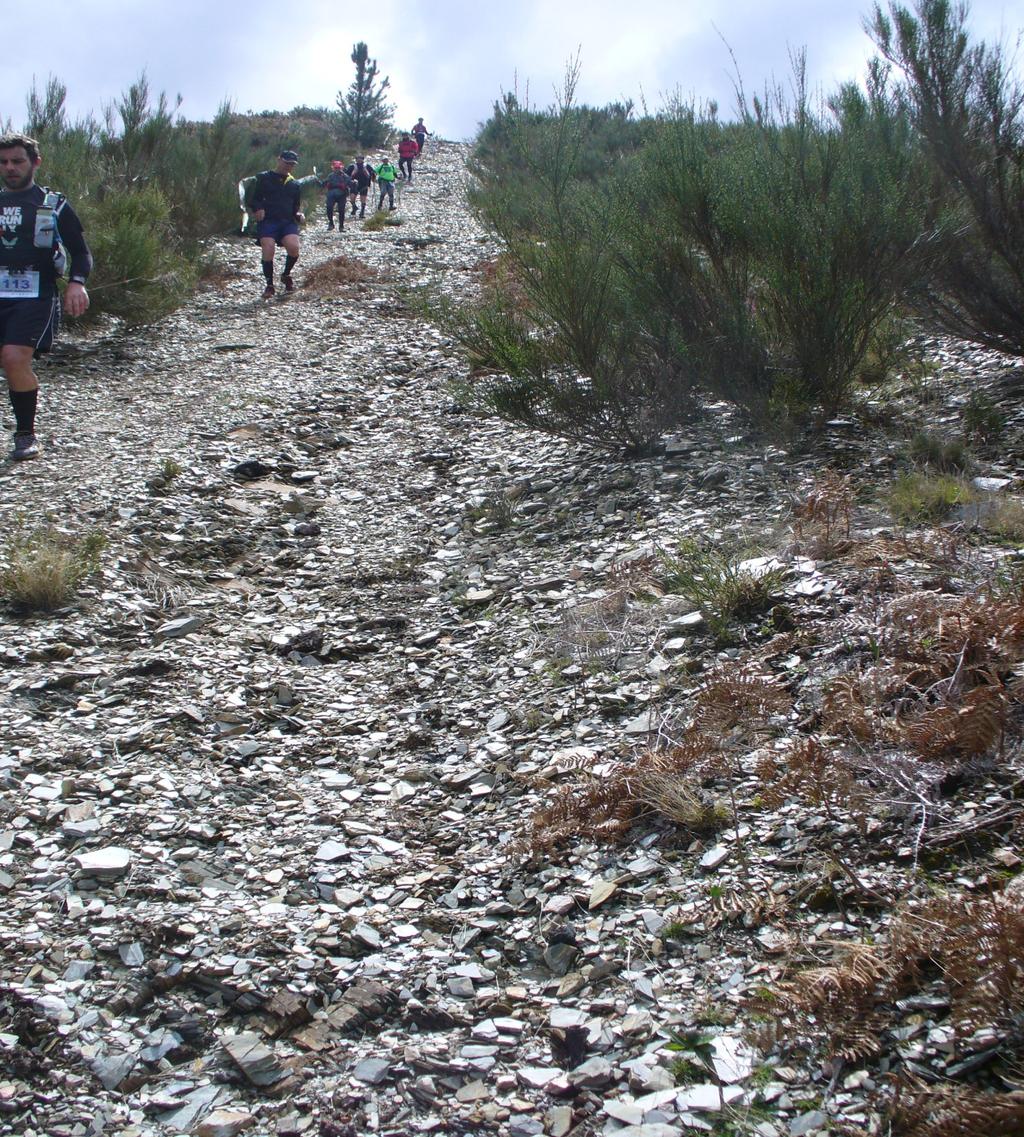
[528,735,725,853]
[792,470,855,556]
[754,941,893,1061]
[851,530,963,571]
[756,891,1024,1061]
[756,736,872,822]
[821,670,909,743]
[884,1079,1024,1137]
[882,593,1024,681]
[529,770,637,852]
[302,255,381,292]
[900,684,1008,761]
[691,669,793,735]
[894,892,1024,1039]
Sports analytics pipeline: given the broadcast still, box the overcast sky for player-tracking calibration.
[3,1,1019,143]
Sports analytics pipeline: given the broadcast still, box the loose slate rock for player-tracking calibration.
[222,1032,286,1087]
[156,615,202,640]
[195,1110,256,1137]
[352,1057,391,1085]
[72,847,132,877]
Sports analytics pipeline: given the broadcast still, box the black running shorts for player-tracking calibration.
[0,295,61,355]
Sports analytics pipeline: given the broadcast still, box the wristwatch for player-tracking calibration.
[69,275,88,285]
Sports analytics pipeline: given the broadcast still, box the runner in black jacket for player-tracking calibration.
[245,150,305,297]
[345,158,376,219]
[0,133,92,460]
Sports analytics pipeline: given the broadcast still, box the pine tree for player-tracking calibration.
[337,42,394,149]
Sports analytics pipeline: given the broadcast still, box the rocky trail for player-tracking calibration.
[3,142,1024,1137]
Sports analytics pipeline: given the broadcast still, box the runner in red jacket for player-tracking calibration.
[397,134,418,182]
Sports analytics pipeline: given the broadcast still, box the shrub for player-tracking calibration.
[962,390,1004,448]
[82,185,196,324]
[447,58,929,449]
[0,524,105,611]
[871,0,1024,356]
[695,65,927,419]
[855,312,922,387]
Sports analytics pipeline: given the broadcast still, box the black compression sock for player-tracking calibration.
[9,388,38,434]
[262,260,274,285]
[284,255,298,276]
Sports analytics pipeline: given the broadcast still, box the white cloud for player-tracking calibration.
[6,0,1019,141]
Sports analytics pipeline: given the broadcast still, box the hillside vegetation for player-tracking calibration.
[440,0,1024,450]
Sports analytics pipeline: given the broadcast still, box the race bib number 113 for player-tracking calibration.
[0,271,40,299]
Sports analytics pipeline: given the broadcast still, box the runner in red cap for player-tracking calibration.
[321,160,355,231]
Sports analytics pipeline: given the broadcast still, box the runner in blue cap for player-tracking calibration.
[245,150,305,298]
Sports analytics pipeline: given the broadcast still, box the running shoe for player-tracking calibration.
[282,275,295,293]
[12,433,40,461]
[262,285,276,299]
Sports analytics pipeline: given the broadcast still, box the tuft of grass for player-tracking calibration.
[908,431,970,473]
[669,1057,707,1085]
[961,391,1004,448]
[659,540,786,637]
[634,773,729,835]
[982,498,1024,545]
[362,210,403,231]
[0,523,106,611]
[465,491,518,533]
[889,472,972,524]
[162,458,183,481]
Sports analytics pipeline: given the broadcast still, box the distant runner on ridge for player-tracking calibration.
[244,149,305,298]
[412,119,430,154]
[0,132,92,461]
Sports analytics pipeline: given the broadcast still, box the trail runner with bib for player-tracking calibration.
[0,133,91,461]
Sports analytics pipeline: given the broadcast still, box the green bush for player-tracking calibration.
[728,69,928,417]
[441,73,688,454]
[908,431,970,472]
[961,391,1004,448]
[83,185,196,324]
[445,58,929,450]
[871,0,1024,356]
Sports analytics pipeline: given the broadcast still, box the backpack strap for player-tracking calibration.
[39,186,67,209]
